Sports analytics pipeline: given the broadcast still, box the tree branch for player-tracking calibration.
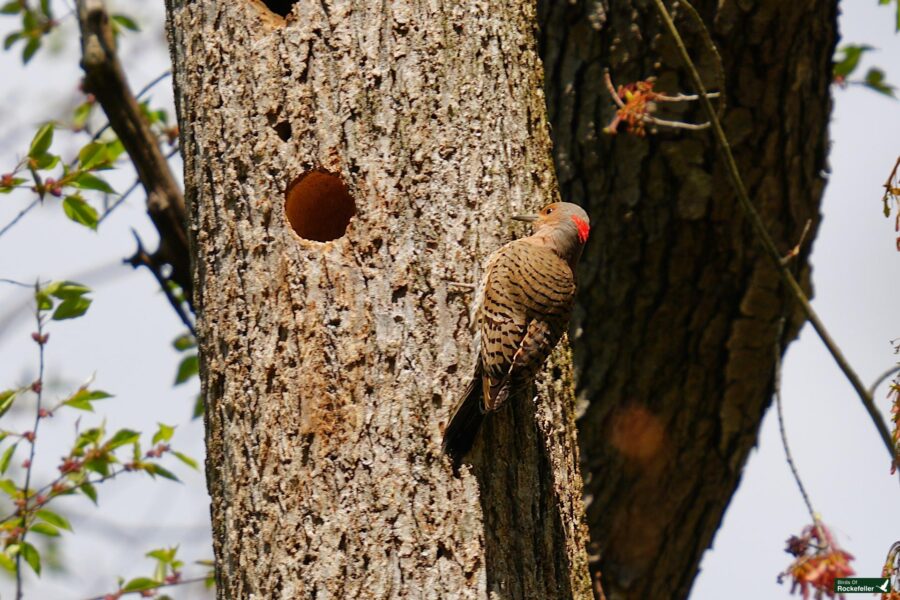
[75,0,192,307]
[651,0,897,464]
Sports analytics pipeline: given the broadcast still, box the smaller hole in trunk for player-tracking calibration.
[285,170,356,242]
[259,0,297,17]
[273,121,292,141]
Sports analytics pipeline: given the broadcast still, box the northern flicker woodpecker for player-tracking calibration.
[442,202,591,462]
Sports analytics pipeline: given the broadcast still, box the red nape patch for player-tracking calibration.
[572,216,590,243]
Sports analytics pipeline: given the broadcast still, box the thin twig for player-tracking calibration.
[643,116,710,131]
[90,70,172,143]
[96,177,140,225]
[97,146,179,226]
[651,0,897,464]
[869,365,900,398]
[781,220,813,265]
[126,230,195,336]
[16,283,46,599]
[0,279,33,288]
[773,318,826,546]
[0,465,135,528]
[0,198,40,241]
[81,574,210,600]
[671,0,726,117]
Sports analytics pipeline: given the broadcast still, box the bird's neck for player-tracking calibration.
[525,230,583,272]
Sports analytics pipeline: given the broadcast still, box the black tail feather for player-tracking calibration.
[442,362,485,464]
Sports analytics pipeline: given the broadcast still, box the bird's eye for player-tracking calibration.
[544,207,554,214]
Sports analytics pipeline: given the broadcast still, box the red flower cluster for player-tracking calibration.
[780,522,854,600]
[604,80,658,137]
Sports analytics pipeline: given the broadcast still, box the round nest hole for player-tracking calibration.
[285,170,356,242]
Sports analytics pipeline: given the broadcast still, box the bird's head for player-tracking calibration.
[512,202,591,267]
[513,202,591,243]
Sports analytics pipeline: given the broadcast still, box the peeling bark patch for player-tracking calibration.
[285,170,356,242]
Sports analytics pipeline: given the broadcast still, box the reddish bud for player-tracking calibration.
[58,457,81,474]
[38,408,51,418]
[21,459,30,469]
[22,431,35,443]
[165,572,182,584]
[30,381,42,394]
[31,332,49,345]
[34,494,46,506]
[0,173,14,187]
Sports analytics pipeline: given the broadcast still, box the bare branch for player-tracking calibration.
[0,198,40,240]
[75,0,192,306]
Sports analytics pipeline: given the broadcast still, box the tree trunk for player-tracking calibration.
[164,1,592,598]
[537,1,836,598]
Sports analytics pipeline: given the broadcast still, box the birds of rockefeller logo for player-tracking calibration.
[833,577,892,593]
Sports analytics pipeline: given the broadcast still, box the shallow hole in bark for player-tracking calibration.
[285,170,356,242]
[273,120,292,141]
[259,0,297,17]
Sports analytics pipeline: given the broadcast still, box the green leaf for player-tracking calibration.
[31,152,57,170]
[39,0,51,19]
[833,44,874,79]
[62,195,99,230]
[0,443,17,475]
[863,67,896,97]
[21,36,39,63]
[73,102,93,129]
[105,139,125,162]
[192,394,205,419]
[34,290,52,311]
[0,2,21,15]
[80,481,98,504]
[45,280,90,300]
[78,142,107,170]
[174,354,198,385]
[21,542,40,575]
[0,389,17,419]
[75,427,103,449]
[71,172,116,194]
[52,296,92,320]
[84,455,111,477]
[0,550,15,572]
[144,463,179,482]
[29,522,59,537]
[152,423,175,445]
[0,478,18,498]
[172,333,196,352]
[122,577,159,592]
[172,451,198,470]
[28,123,53,159]
[105,429,140,450]
[3,31,22,49]
[35,509,72,532]
[111,14,140,32]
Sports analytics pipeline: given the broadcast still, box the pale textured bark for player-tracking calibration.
[164,0,591,598]
[538,1,836,598]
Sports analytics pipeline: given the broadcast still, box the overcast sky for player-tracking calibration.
[0,2,898,599]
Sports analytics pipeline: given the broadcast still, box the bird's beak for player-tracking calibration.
[511,214,538,223]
